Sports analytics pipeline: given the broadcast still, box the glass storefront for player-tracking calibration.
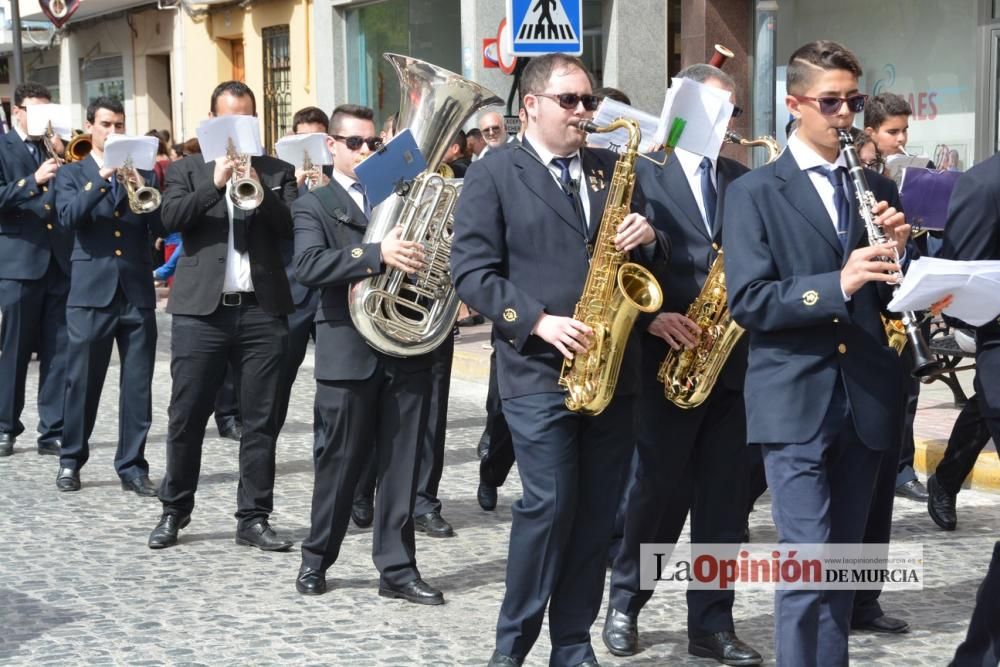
[80,55,125,105]
[346,0,462,125]
[753,0,978,168]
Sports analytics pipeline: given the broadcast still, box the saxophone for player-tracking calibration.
[658,131,780,408]
[558,118,664,415]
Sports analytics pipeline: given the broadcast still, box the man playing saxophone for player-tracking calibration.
[451,54,668,667]
[601,64,763,666]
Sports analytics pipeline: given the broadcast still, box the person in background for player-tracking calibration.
[466,128,486,161]
[477,110,509,156]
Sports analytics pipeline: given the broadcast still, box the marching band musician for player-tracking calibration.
[291,104,444,605]
[451,54,668,667]
[0,82,72,459]
[600,64,763,666]
[723,41,909,666]
[53,97,163,495]
[148,81,298,551]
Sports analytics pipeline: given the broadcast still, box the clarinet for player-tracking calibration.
[836,129,943,379]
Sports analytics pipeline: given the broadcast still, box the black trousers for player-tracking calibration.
[936,392,995,495]
[479,348,515,487]
[0,260,68,444]
[60,289,156,480]
[274,299,317,433]
[301,356,430,585]
[497,391,634,666]
[951,541,1000,667]
[159,302,288,528]
[413,334,454,517]
[213,364,241,433]
[608,377,751,638]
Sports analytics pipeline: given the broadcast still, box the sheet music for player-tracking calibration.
[586,99,661,154]
[655,77,733,159]
[103,135,159,171]
[887,257,1000,326]
[275,133,333,169]
[196,115,263,162]
[26,104,73,139]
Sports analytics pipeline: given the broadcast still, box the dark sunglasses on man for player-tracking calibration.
[332,134,384,151]
[791,94,868,116]
[535,92,601,112]
[481,125,503,136]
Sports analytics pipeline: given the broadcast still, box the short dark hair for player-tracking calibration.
[182,137,201,155]
[86,96,125,123]
[594,86,631,106]
[864,93,912,130]
[292,106,330,133]
[14,82,51,106]
[330,104,375,134]
[786,40,862,95]
[520,53,594,103]
[466,128,483,142]
[210,81,257,116]
[451,129,467,154]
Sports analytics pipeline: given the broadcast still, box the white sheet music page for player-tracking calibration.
[196,115,263,163]
[275,133,333,169]
[26,104,73,139]
[655,77,733,159]
[887,257,1000,326]
[104,135,159,170]
[586,99,660,154]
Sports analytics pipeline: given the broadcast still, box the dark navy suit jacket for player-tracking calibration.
[0,130,71,282]
[54,155,163,309]
[940,152,1000,417]
[292,178,432,382]
[450,139,669,400]
[636,151,750,391]
[723,149,904,450]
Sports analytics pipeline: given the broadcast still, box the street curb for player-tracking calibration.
[914,437,1000,493]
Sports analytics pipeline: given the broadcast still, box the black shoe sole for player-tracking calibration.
[415,525,455,538]
[688,645,763,666]
[351,513,374,528]
[56,481,81,492]
[602,634,638,657]
[296,581,328,596]
[235,536,294,552]
[148,516,191,549]
[927,477,958,531]
[377,588,445,605]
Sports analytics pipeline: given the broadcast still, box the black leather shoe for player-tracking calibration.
[55,467,81,492]
[235,520,293,551]
[148,513,190,549]
[688,631,763,666]
[458,314,486,327]
[478,481,498,511]
[122,475,158,497]
[0,433,14,457]
[296,567,327,595]
[486,651,522,666]
[602,607,639,657]
[415,511,455,537]
[351,497,374,528]
[37,439,61,456]
[851,614,910,634]
[378,578,444,605]
[575,662,601,667]
[927,474,957,531]
[895,478,929,502]
[217,422,243,442]
[477,437,490,459]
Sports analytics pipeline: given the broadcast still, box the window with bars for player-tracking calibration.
[262,25,291,154]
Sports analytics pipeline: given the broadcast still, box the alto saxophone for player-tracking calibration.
[558,118,664,415]
[659,131,780,408]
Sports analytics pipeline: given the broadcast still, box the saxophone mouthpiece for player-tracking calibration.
[574,119,600,133]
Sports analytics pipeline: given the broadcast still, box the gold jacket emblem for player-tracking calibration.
[802,290,819,306]
[351,248,363,258]
[503,308,517,322]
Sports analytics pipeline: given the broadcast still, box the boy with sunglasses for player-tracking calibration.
[723,41,910,666]
[291,104,444,605]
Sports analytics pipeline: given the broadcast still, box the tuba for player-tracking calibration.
[117,158,161,214]
[659,130,780,408]
[559,118,665,415]
[348,53,501,357]
[226,138,263,210]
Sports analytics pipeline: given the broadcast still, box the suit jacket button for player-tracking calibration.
[833,317,839,323]
[837,343,847,354]
[115,249,123,257]
[366,267,373,274]
[46,223,54,229]
[114,230,122,237]
[114,211,120,218]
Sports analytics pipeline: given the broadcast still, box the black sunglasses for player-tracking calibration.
[332,135,383,151]
[481,125,503,135]
[792,94,868,116]
[535,92,601,112]
[731,105,744,119]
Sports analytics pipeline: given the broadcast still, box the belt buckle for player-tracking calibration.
[222,293,242,307]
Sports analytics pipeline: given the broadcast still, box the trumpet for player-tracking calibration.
[41,121,64,163]
[117,158,161,214]
[226,138,263,210]
[65,133,93,162]
[302,151,321,191]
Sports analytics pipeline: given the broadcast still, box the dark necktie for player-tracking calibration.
[111,175,120,204]
[232,205,249,254]
[27,140,45,167]
[815,166,851,251]
[699,156,718,236]
[550,156,587,237]
[352,182,371,221]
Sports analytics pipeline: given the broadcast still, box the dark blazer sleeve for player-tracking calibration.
[0,158,52,219]
[292,196,382,288]
[255,159,296,239]
[451,161,547,352]
[160,158,226,234]
[941,164,1000,263]
[55,165,109,230]
[724,179,850,333]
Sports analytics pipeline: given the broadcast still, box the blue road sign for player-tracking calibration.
[507,0,583,56]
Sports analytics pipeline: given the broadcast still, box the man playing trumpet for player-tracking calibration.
[53,96,163,495]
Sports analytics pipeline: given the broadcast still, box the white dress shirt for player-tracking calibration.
[222,181,255,293]
[674,147,716,235]
[332,168,367,218]
[528,139,592,229]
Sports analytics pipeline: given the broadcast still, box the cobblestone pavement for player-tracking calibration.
[1,312,998,666]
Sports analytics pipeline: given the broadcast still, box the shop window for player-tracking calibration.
[263,25,291,154]
[81,55,124,105]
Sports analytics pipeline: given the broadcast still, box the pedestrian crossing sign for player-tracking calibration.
[507,0,583,56]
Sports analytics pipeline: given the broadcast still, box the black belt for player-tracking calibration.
[221,292,257,306]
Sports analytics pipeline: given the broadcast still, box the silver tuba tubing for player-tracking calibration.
[348,53,501,357]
